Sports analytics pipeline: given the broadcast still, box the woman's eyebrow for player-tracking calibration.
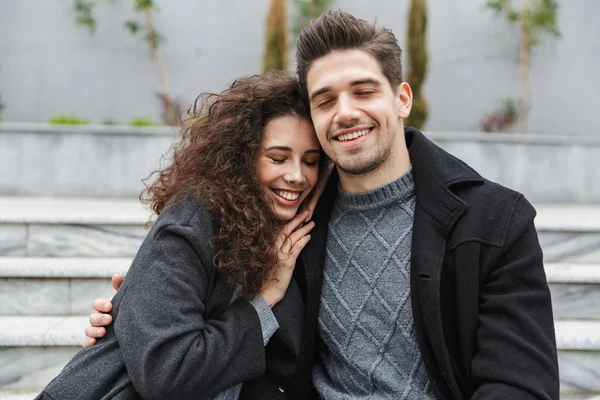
[264,146,292,152]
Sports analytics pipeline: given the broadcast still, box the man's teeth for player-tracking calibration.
[274,190,299,201]
[336,128,370,142]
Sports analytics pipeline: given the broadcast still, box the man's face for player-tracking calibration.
[306,49,410,176]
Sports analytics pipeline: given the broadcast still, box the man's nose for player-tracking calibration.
[333,94,361,126]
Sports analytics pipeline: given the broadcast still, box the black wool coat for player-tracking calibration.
[241,127,559,400]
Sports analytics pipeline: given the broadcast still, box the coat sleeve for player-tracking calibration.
[114,221,267,400]
[470,195,559,400]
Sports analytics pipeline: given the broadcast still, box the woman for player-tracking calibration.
[36,73,327,400]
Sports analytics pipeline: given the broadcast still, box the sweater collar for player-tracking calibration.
[318,127,484,229]
[335,166,415,211]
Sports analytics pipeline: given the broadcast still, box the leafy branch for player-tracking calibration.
[70,0,181,125]
[292,0,335,42]
[486,0,560,133]
[73,0,97,33]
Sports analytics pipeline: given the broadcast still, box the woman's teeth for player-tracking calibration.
[274,190,299,201]
[336,128,370,142]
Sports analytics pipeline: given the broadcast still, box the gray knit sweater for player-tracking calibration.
[312,168,434,399]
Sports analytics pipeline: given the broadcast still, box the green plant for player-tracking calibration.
[128,115,162,127]
[486,0,560,133]
[49,114,90,125]
[405,0,429,130]
[73,0,97,33]
[262,0,288,73]
[71,0,181,125]
[292,0,335,42]
[481,98,519,132]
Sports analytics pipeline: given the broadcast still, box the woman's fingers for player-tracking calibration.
[89,311,112,327]
[277,211,306,244]
[283,210,309,234]
[93,298,112,313]
[84,325,106,339]
[289,221,315,244]
[291,234,312,256]
[278,210,309,251]
[111,274,124,291]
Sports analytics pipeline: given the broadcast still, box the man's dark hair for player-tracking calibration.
[296,10,404,98]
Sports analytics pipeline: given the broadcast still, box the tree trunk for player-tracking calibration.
[262,0,288,73]
[143,7,171,103]
[405,0,429,130]
[518,2,531,134]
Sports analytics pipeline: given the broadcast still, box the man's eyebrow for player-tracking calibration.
[309,78,382,102]
[350,78,382,88]
[309,86,332,102]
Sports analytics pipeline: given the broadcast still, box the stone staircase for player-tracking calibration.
[0,198,599,399]
[0,197,148,399]
[536,205,600,398]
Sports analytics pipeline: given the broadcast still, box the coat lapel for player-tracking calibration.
[406,127,483,399]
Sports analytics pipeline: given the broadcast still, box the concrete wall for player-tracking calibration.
[0,123,174,198]
[1,123,598,203]
[1,1,599,135]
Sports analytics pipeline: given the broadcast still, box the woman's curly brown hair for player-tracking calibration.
[141,73,313,297]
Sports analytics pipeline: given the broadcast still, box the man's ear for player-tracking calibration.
[396,82,413,119]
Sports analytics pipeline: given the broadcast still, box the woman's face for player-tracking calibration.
[257,114,320,221]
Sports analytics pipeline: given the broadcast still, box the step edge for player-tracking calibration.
[0,257,132,278]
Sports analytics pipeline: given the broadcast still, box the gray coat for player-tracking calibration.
[36,198,267,400]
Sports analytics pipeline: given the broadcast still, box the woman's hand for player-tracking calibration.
[300,158,334,222]
[259,211,315,307]
[82,274,124,347]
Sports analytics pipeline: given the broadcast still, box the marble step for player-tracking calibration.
[535,205,600,263]
[546,263,600,320]
[1,198,600,259]
[0,223,148,258]
[1,258,600,319]
[556,320,600,394]
[0,316,86,392]
[0,258,129,316]
[561,395,600,400]
[540,232,600,263]
[4,394,592,400]
[0,316,599,393]
[0,391,44,400]
[0,197,149,258]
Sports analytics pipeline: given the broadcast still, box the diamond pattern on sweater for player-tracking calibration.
[313,175,433,399]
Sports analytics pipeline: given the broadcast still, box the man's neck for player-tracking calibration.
[338,131,411,194]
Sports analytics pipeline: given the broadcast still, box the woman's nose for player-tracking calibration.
[283,165,306,185]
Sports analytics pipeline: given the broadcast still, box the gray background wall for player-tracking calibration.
[1,0,598,135]
[2,123,598,203]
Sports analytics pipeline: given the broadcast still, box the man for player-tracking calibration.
[86,10,559,399]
